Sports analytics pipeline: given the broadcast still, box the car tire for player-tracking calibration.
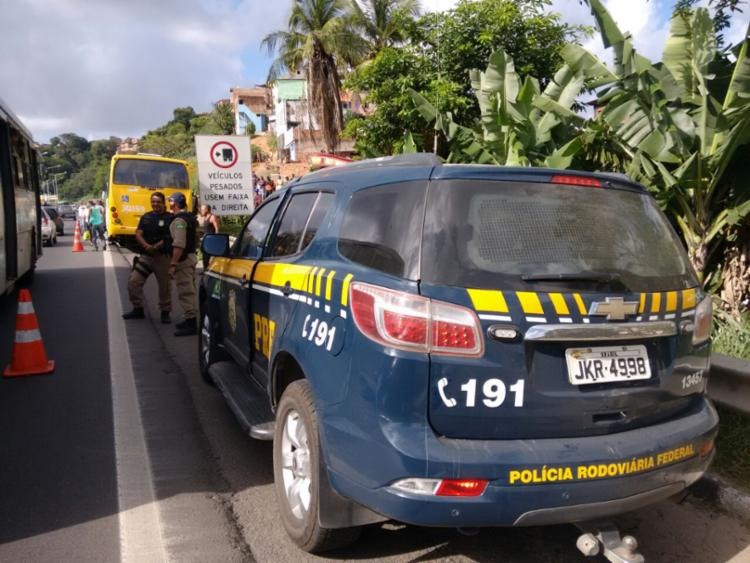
[198,300,226,385]
[273,380,361,553]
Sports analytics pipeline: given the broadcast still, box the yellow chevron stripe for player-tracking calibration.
[639,293,646,314]
[316,268,326,297]
[213,258,256,279]
[467,289,509,313]
[651,292,662,314]
[253,263,312,291]
[341,274,354,307]
[666,291,678,312]
[517,292,543,315]
[682,288,697,309]
[550,293,569,316]
[325,270,336,301]
[308,267,319,293]
[573,293,587,316]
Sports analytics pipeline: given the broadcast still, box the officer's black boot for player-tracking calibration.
[122,307,145,320]
[175,318,194,330]
[174,317,197,337]
[160,311,171,324]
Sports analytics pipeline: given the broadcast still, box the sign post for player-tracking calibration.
[195,135,253,215]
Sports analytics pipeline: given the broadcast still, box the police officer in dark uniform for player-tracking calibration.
[167,193,199,336]
[122,191,174,323]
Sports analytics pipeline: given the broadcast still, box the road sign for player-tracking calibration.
[195,135,253,215]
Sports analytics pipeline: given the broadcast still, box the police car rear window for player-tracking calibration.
[421,180,696,292]
[338,181,426,279]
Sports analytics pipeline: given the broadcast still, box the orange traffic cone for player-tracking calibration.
[72,221,85,252]
[3,289,55,377]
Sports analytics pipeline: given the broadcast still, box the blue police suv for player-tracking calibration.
[200,154,717,557]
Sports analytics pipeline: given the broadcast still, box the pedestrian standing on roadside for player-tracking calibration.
[167,193,199,336]
[197,204,221,270]
[122,192,174,323]
[88,200,106,251]
[77,201,88,234]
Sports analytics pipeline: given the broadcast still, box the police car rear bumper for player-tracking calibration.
[325,398,718,528]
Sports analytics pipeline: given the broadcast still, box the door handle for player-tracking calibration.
[282,282,293,296]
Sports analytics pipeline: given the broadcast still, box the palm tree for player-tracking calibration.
[262,0,364,152]
[349,0,420,57]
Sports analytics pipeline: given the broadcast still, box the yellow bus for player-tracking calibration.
[106,153,192,248]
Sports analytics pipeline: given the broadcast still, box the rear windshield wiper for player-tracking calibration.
[521,272,621,283]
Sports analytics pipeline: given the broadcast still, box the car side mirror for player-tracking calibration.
[202,233,229,257]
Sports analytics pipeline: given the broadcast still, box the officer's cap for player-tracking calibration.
[168,193,187,207]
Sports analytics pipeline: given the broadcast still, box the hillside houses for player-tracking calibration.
[229,76,366,163]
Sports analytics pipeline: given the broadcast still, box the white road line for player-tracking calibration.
[104,251,168,563]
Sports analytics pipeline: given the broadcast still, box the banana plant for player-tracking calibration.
[596,2,750,279]
[408,49,592,168]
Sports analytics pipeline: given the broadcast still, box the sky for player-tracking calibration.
[0,0,747,144]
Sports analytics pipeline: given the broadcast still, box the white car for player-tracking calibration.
[40,207,57,246]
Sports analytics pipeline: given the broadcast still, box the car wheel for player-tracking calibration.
[198,300,226,384]
[273,380,361,553]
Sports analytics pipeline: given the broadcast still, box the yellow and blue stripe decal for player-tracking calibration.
[206,259,356,317]
[467,287,698,325]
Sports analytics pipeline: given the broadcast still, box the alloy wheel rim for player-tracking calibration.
[280,408,311,520]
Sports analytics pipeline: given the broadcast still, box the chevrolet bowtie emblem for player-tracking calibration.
[588,297,639,321]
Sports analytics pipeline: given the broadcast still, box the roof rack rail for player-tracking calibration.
[366,153,442,166]
[327,153,441,173]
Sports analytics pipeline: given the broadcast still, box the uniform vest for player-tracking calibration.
[175,211,198,261]
[139,211,173,253]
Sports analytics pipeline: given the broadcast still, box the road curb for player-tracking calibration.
[691,472,750,523]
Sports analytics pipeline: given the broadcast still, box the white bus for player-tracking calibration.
[0,97,41,295]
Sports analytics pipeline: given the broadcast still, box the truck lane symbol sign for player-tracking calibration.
[210,140,239,169]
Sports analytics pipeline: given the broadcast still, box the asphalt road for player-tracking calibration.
[0,220,749,562]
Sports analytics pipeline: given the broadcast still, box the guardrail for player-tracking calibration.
[709,354,750,414]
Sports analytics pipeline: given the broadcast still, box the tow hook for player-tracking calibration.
[575,521,645,563]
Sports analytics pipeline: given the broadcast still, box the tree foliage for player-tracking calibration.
[263,0,366,151]
[40,134,118,202]
[344,0,580,155]
[140,104,235,159]
[349,0,420,57]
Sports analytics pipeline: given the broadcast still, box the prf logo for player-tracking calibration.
[254,314,276,359]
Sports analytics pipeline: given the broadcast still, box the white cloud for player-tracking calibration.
[0,0,288,143]
[2,0,747,144]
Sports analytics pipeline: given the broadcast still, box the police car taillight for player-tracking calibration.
[392,477,488,497]
[692,295,713,345]
[350,282,483,357]
[550,174,602,188]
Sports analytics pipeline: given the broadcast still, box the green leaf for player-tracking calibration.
[639,129,666,159]
[560,44,618,86]
[407,88,437,122]
[663,12,696,103]
[691,9,716,78]
[532,97,583,123]
[724,25,750,111]
[587,0,625,49]
[544,138,582,169]
[402,132,417,154]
